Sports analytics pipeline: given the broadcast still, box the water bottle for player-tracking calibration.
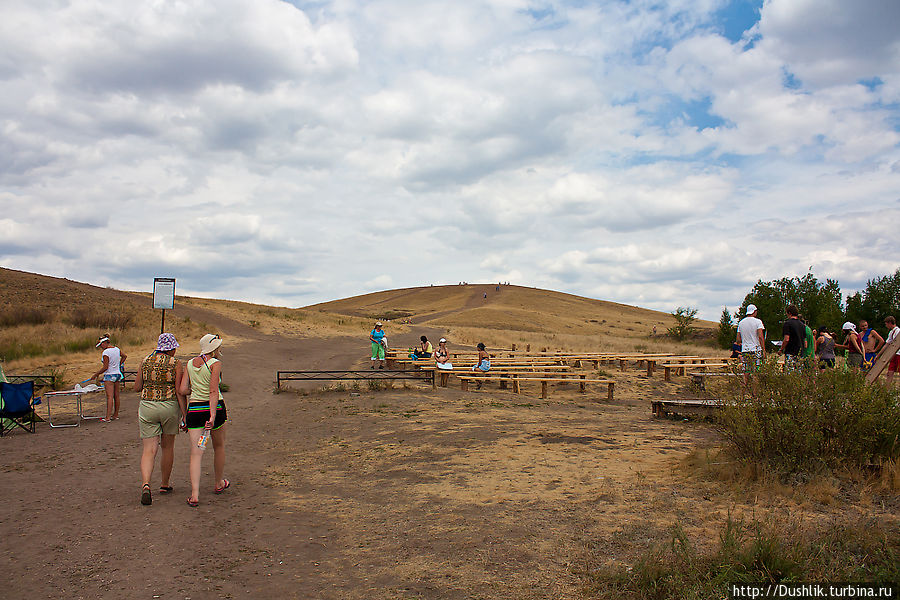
[197,430,210,450]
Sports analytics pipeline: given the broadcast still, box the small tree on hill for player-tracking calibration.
[668,307,698,341]
[716,306,734,349]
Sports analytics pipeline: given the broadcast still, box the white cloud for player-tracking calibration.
[1,0,899,318]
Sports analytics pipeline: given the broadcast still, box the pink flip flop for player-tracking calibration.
[214,479,230,494]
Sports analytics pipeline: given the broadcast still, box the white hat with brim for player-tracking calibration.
[842,321,856,331]
[199,333,223,355]
[746,304,758,314]
[95,336,110,348]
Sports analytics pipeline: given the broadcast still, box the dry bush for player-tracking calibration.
[0,307,54,328]
[66,307,134,330]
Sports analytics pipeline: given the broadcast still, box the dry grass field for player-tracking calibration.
[1,268,897,599]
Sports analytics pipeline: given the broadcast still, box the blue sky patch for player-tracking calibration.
[715,0,763,43]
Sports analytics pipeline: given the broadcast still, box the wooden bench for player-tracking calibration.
[457,374,615,400]
[651,398,723,418]
[688,371,741,390]
[662,361,734,381]
[421,365,571,389]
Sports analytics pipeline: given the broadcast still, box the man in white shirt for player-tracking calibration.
[881,316,900,386]
[736,304,766,387]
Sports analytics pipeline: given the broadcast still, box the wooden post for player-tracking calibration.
[541,380,548,399]
[511,343,517,351]
[664,366,672,382]
[608,382,615,401]
[432,370,436,390]
[526,344,530,352]
[646,360,653,377]
[579,374,586,393]
[513,379,520,394]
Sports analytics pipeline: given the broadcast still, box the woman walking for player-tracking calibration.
[179,334,229,507]
[133,333,186,506]
[90,334,127,422]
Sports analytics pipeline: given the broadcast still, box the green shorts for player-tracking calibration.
[371,341,385,360]
[138,399,180,438]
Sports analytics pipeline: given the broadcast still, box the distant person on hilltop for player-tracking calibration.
[90,333,127,422]
[434,338,452,370]
[735,304,765,388]
[369,321,386,369]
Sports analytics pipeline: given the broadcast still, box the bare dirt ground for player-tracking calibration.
[0,304,775,599]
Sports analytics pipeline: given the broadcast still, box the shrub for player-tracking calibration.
[667,307,698,341]
[716,360,900,474]
[0,307,54,327]
[66,308,133,330]
[717,307,735,350]
[582,514,900,599]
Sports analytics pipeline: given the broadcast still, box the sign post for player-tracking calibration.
[153,278,176,334]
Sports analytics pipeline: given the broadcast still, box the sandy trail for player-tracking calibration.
[0,303,717,599]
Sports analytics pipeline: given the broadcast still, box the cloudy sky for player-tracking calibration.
[2,0,899,318]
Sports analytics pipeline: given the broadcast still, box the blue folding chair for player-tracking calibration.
[0,381,40,436]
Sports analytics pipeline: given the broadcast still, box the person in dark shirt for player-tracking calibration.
[780,304,806,371]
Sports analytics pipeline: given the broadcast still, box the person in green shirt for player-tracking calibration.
[801,317,816,369]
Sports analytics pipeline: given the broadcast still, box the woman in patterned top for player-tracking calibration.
[133,333,186,506]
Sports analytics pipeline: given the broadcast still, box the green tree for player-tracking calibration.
[739,272,843,341]
[716,306,735,350]
[844,268,900,336]
[668,306,698,341]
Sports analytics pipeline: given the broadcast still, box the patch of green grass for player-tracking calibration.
[581,514,900,600]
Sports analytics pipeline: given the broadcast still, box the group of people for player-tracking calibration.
[90,332,230,507]
[368,322,492,372]
[735,304,900,384]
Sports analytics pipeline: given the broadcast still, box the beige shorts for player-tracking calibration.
[138,399,180,438]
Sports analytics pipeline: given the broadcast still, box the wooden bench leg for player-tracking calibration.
[432,370,437,390]
[513,379,520,394]
[461,379,469,392]
[664,367,671,382]
[607,383,614,401]
[646,361,653,377]
[580,374,586,393]
[541,380,548,399]
[619,359,627,371]
[499,377,508,389]
[440,372,449,387]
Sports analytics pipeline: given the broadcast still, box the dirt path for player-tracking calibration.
[1,304,725,599]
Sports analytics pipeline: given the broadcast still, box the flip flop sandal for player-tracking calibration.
[214,479,231,494]
[186,497,199,507]
[141,485,152,506]
[159,486,173,494]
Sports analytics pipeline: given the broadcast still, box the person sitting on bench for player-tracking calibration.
[412,336,433,359]
[471,343,490,372]
[434,338,452,370]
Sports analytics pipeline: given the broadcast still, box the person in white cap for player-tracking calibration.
[369,321,386,369]
[735,304,766,387]
[89,333,128,422]
[434,338,453,370]
[836,322,864,370]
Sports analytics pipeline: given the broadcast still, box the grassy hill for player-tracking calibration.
[0,269,718,379]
